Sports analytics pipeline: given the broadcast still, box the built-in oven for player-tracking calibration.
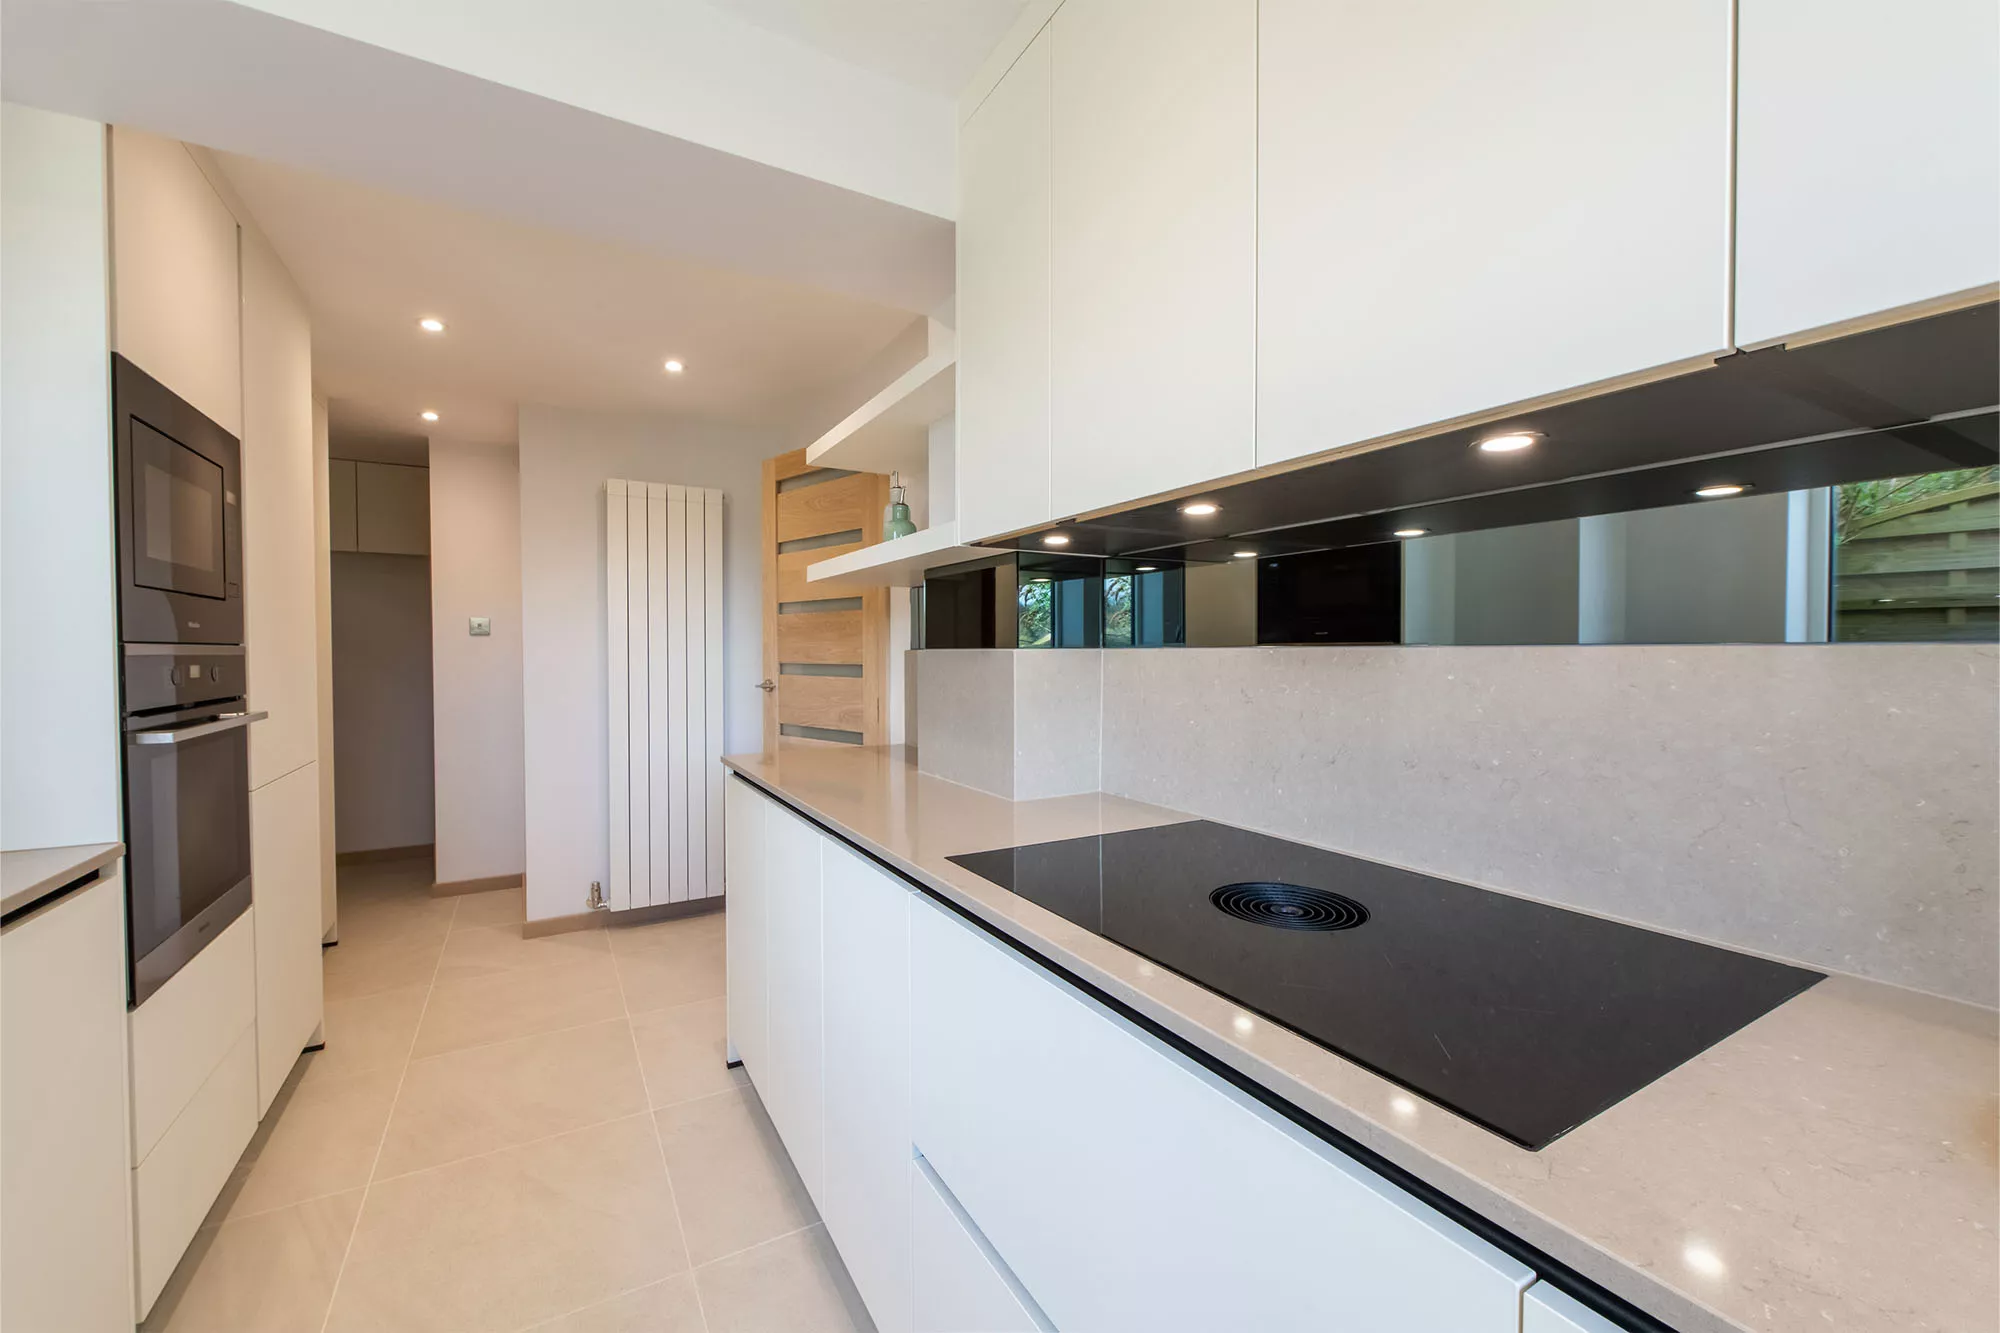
[120,646,265,1005]
[112,354,243,647]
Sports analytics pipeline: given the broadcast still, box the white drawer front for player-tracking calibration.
[132,1024,258,1315]
[911,1156,1046,1333]
[761,800,825,1207]
[1526,1283,1630,1333]
[128,910,256,1161]
[723,776,766,1076]
[910,898,1533,1333]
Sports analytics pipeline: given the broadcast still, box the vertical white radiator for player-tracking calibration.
[605,480,726,910]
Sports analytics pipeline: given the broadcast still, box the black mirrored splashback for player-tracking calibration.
[925,461,1998,648]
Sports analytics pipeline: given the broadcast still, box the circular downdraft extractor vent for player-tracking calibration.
[1210,882,1369,932]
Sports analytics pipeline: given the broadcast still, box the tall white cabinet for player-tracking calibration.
[1256,0,1732,466]
[1735,0,2000,346]
[955,26,1054,544]
[1049,0,1256,516]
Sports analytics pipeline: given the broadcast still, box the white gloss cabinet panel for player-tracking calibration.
[1526,1282,1627,1333]
[723,776,767,1075]
[909,899,1534,1333]
[821,841,914,1333]
[1257,0,1731,466]
[1,875,134,1333]
[761,800,826,1208]
[251,761,324,1112]
[108,126,241,437]
[955,27,1054,543]
[1049,0,1256,517]
[911,1157,1046,1333]
[240,226,320,790]
[1735,0,2000,346]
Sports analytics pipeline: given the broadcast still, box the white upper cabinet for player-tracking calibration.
[956,27,1054,544]
[1257,0,1732,467]
[1736,0,2000,346]
[1050,0,1256,516]
[109,128,242,437]
[354,461,430,556]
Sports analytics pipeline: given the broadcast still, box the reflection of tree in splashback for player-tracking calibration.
[1018,578,1052,649]
[1833,466,1998,644]
[1104,575,1134,647]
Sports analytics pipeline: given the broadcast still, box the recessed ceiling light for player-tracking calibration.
[418,317,445,333]
[1179,501,1220,516]
[1042,534,1070,546]
[1135,565,1157,572]
[1232,550,1257,559]
[1693,483,1747,499]
[1393,527,1428,538]
[663,358,685,374]
[420,410,439,423]
[1476,431,1539,453]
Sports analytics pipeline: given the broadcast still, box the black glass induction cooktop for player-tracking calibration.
[949,821,1822,1150]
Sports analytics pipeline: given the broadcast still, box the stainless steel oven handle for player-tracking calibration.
[130,710,268,745]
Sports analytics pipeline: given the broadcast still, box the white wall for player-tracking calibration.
[518,405,777,922]
[331,550,435,853]
[428,441,525,884]
[0,104,120,851]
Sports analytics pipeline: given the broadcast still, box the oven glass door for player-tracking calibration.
[124,718,251,1001]
[130,417,229,601]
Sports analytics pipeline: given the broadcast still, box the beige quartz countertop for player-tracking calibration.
[724,743,1998,1333]
[0,841,124,919]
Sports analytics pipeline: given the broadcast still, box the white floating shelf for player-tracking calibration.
[805,522,987,591]
[804,347,956,476]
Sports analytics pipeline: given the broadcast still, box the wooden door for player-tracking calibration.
[761,449,891,745]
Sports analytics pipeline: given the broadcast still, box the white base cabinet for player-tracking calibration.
[725,775,1553,1333]
[1526,1283,1628,1333]
[1,872,135,1333]
[251,760,324,1112]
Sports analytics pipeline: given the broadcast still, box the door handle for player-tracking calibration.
[755,679,777,692]
[130,711,269,745]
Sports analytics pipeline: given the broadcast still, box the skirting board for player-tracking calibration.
[335,843,433,866]
[523,896,724,939]
[430,873,524,898]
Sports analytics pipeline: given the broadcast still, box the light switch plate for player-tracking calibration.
[468,616,491,637]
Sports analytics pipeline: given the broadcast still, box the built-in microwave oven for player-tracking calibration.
[112,354,243,646]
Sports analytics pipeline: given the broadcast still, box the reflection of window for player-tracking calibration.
[1833,467,1998,642]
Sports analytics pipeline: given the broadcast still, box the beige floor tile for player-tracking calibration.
[435,921,613,986]
[302,985,429,1084]
[323,932,446,1002]
[524,1276,706,1333]
[451,884,528,930]
[412,955,624,1058]
[140,1190,362,1333]
[224,1066,401,1219]
[607,909,725,957]
[615,930,726,1016]
[696,1225,874,1333]
[325,1115,688,1333]
[334,892,458,948]
[375,1018,648,1179]
[655,1087,816,1267]
[632,997,746,1109]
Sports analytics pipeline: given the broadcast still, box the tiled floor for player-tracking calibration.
[141,855,874,1333]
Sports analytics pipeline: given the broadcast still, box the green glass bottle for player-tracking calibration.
[884,470,917,540]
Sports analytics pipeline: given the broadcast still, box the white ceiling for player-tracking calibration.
[215,151,922,449]
[715,0,1027,97]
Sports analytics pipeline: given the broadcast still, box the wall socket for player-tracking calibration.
[468,616,491,636]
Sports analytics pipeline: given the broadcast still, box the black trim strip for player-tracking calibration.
[0,867,103,928]
[727,771,1680,1333]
